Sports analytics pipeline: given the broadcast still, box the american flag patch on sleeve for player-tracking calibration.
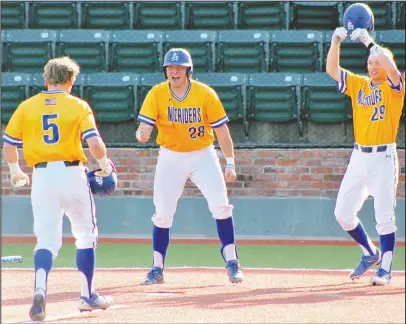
[45,98,56,105]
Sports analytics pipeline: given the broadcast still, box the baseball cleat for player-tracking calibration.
[349,249,381,280]
[29,289,46,321]
[370,268,392,286]
[79,291,113,312]
[226,260,244,283]
[141,267,164,285]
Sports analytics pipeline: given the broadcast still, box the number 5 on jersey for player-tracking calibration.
[42,114,60,144]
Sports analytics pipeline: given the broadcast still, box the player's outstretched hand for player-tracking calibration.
[332,27,347,43]
[10,170,30,187]
[350,28,373,46]
[225,165,237,182]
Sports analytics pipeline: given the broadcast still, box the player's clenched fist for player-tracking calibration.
[224,164,237,182]
[8,163,30,187]
[332,27,347,43]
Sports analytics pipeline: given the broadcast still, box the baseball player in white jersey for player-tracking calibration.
[2,57,115,320]
[136,48,244,284]
[327,27,404,285]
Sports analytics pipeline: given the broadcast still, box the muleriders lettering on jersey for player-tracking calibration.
[357,89,383,106]
[167,106,202,124]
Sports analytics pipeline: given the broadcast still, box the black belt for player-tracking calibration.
[354,143,387,153]
[34,160,81,168]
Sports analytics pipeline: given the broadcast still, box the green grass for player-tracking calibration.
[2,243,405,270]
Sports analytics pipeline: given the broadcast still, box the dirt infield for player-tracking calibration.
[3,235,405,246]
[2,268,405,323]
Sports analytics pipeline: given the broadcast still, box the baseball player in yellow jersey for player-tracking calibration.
[327,27,404,286]
[136,48,244,285]
[2,57,115,320]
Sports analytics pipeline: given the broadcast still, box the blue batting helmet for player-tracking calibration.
[87,168,118,197]
[162,48,193,79]
[343,3,374,35]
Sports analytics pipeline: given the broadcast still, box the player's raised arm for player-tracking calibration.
[350,28,402,87]
[326,27,348,82]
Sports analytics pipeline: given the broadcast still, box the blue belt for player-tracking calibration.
[354,143,387,153]
[34,160,80,168]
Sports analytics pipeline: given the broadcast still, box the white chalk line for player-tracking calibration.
[2,266,405,274]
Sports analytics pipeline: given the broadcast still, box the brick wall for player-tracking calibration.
[1,148,405,197]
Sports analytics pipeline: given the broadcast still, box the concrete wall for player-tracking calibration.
[2,196,405,240]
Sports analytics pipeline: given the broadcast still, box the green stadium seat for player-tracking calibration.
[1,73,30,123]
[185,2,234,29]
[30,72,85,98]
[28,2,79,29]
[138,73,166,110]
[82,1,130,29]
[270,30,323,73]
[4,30,56,73]
[84,73,139,123]
[323,30,371,74]
[1,1,26,29]
[343,2,393,30]
[237,1,285,30]
[163,30,216,73]
[289,1,340,30]
[302,73,351,124]
[110,30,162,73]
[134,2,182,29]
[194,73,247,129]
[396,1,405,29]
[378,30,405,72]
[248,73,301,124]
[217,30,268,73]
[56,30,110,73]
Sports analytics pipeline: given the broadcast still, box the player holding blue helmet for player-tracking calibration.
[327,5,404,286]
[2,57,116,320]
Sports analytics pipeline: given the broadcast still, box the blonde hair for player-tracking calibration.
[43,57,80,85]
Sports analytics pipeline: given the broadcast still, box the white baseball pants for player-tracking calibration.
[152,145,233,228]
[31,161,98,257]
[335,143,399,235]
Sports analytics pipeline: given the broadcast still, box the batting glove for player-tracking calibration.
[332,27,348,43]
[350,28,373,46]
[8,163,30,187]
[96,156,114,176]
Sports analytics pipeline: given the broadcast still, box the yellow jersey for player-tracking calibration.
[337,68,405,145]
[2,90,100,167]
[137,79,229,152]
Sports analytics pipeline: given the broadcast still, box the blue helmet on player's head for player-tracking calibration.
[162,48,193,79]
[87,169,118,197]
[343,3,375,36]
